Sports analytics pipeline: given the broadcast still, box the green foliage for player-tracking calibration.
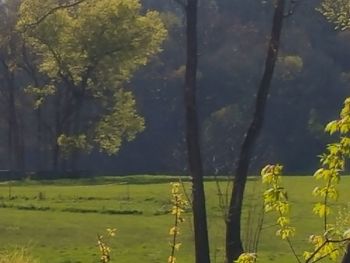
[235,97,350,262]
[302,97,350,262]
[18,0,167,87]
[277,55,303,80]
[234,252,257,263]
[17,0,167,155]
[57,134,91,157]
[97,228,116,263]
[94,90,145,155]
[168,182,189,263]
[318,0,350,30]
[24,84,56,109]
[261,165,295,241]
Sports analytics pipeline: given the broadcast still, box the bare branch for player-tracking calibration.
[22,0,86,31]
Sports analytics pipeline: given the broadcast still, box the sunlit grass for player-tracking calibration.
[0,248,38,263]
[0,175,349,262]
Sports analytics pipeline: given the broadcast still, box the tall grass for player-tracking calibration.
[0,248,38,263]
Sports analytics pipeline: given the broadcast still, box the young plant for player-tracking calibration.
[236,97,350,263]
[168,182,189,263]
[303,98,350,262]
[97,228,116,263]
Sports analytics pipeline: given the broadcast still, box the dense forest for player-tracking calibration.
[0,0,348,176]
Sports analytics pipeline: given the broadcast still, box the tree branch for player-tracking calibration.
[23,0,86,30]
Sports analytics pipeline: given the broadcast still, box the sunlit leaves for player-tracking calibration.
[18,0,166,155]
[97,228,116,263]
[325,120,339,135]
[303,235,339,262]
[94,90,145,155]
[234,253,257,263]
[24,84,56,109]
[168,182,188,263]
[261,165,295,240]
[313,203,331,217]
[304,97,350,262]
[313,98,350,217]
[318,0,350,31]
[57,134,91,157]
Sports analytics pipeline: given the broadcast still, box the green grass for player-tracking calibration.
[0,175,349,262]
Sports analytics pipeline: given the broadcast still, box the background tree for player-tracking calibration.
[182,0,211,262]
[226,0,286,261]
[0,0,25,171]
[17,0,167,170]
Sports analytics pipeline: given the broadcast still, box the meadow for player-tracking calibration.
[0,175,349,263]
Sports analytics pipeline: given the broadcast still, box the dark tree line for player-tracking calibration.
[0,0,348,176]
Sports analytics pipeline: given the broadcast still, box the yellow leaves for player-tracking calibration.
[169,226,179,235]
[261,164,295,242]
[168,256,176,263]
[168,181,188,263]
[313,203,330,217]
[106,228,117,237]
[174,243,182,251]
[312,186,338,200]
[171,182,180,194]
[276,226,295,240]
[234,253,257,263]
[313,168,340,183]
[277,216,289,227]
[303,97,350,262]
[261,164,283,184]
[325,120,339,135]
[97,228,116,263]
[304,235,340,262]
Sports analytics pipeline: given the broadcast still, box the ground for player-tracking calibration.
[0,175,348,262]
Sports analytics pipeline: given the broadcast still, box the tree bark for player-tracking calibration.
[1,60,24,171]
[184,1,211,263]
[342,243,350,263]
[225,1,285,262]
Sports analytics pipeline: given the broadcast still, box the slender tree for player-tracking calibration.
[0,0,25,171]
[225,0,286,261]
[184,0,211,262]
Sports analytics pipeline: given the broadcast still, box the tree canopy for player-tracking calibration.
[17,0,167,159]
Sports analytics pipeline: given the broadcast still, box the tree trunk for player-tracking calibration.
[342,243,350,263]
[184,1,211,263]
[53,93,62,171]
[2,61,24,171]
[225,1,285,262]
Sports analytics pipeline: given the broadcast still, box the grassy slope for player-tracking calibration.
[0,176,349,262]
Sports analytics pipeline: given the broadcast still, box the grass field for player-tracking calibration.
[0,175,349,263]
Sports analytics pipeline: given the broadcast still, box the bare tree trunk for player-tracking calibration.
[53,93,62,171]
[342,244,350,263]
[225,1,285,262]
[2,60,24,171]
[184,1,211,263]
[21,43,44,171]
[8,83,24,171]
